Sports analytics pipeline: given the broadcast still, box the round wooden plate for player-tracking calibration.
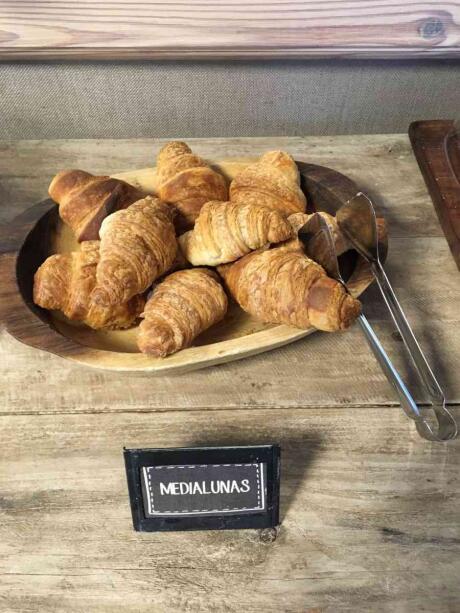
[0,160,387,373]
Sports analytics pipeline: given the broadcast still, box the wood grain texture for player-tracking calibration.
[1,407,459,612]
[409,120,460,271]
[0,135,447,236]
[1,136,460,612]
[1,135,460,412]
[0,1,459,60]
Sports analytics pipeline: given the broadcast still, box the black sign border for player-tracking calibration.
[124,445,280,532]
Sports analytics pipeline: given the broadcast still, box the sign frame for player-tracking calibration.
[124,445,280,532]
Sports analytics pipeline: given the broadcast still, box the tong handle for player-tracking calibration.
[358,314,421,420]
[370,260,457,441]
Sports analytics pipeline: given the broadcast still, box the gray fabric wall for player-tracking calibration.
[1,60,459,139]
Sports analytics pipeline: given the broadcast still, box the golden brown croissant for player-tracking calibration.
[179,200,293,266]
[219,247,360,332]
[138,268,228,357]
[230,151,307,217]
[156,141,228,229]
[33,241,144,329]
[91,196,177,307]
[49,170,141,242]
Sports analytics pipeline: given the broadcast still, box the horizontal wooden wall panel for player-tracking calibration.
[0,1,459,60]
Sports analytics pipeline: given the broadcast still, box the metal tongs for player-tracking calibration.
[303,205,457,442]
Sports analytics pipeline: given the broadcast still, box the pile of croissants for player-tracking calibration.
[33,141,362,357]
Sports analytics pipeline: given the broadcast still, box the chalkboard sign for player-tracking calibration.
[124,445,280,532]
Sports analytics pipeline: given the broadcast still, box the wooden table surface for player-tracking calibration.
[1,1,459,60]
[1,135,459,612]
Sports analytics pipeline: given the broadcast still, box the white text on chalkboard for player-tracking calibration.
[159,479,251,496]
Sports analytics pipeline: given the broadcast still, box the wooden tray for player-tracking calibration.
[409,120,460,271]
[0,159,386,374]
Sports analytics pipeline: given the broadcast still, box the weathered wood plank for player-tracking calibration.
[0,1,459,60]
[0,407,459,612]
[2,234,459,412]
[1,136,459,411]
[0,135,446,235]
[1,136,460,612]
[0,135,460,412]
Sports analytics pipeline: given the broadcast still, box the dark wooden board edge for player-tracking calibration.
[0,163,387,366]
[409,120,460,271]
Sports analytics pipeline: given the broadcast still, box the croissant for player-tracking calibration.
[49,170,141,241]
[156,141,228,230]
[33,241,144,329]
[230,151,306,217]
[138,268,228,357]
[179,200,293,266]
[91,196,177,307]
[219,247,361,332]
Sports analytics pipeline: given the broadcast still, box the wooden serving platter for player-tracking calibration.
[0,159,386,373]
